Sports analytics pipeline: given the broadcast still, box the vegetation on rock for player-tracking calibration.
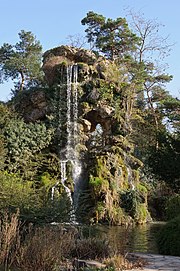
[0,11,179,231]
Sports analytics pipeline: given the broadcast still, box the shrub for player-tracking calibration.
[0,171,39,216]
[71,237,112,260]
[165,194,180,220]
[157,215,180,256]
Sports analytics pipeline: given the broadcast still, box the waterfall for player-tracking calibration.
[66,64,79,160]
[60,161,73,204]
[127,167,135,190]
[124,153,135,190]
[52,64,81,215]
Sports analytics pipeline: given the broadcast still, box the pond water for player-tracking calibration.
[80,222,165,254]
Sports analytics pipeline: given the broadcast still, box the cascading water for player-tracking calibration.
[52,64,81,219]
[127,167,135,190]
[60,161,73,204]
[123,153,135,190]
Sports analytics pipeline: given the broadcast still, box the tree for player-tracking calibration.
[81,11,140,60]
[160,96,180,135]
[0,30,43,93]
[126,9,173,63]
[4,117,54,176]
[121,11,174,153]
[66,33,87,48]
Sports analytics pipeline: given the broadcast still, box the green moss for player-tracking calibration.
[89,175,109,193]
[134,203,148,224]
[96,201,106,221]
[77,62,88,68]
[96,157,111,178]
[107,206,126,225]
[80,102,92,113]
[137,183,148,194]
[132,170,140,183]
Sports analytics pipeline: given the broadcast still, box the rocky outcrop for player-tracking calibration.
[13,89,50,122]
[42,45,120,145]
[11,45,148,225]
[43,45,98,85]
[41,45,149,224]
[42,45,117,86]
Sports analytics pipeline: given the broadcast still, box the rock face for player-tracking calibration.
[14,89,50,122]
[42,45,117,145]
[43,45,98,85]
[42,45,150,224]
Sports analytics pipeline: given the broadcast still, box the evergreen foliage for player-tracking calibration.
[81,11,140,60]
[0,30,43,93]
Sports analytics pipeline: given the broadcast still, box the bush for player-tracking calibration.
[157,215,180,256]
[165,194,180,220]
[71,237,112,259]
[0,171,39,216]
[0,171,72,224]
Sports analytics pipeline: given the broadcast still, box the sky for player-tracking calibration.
[0,0,180,101]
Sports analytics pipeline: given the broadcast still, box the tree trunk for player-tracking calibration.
[19,70,25,91]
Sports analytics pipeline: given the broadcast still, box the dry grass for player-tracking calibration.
[104,253,146,270]
[105,254,134,270]
[0,211,145,271]
[0,210,20,271]
[15,225,77,271]
[71,237,112,260]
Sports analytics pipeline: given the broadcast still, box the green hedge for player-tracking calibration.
[157,215,180,256]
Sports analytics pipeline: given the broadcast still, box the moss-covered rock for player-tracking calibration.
[40,45,150,224]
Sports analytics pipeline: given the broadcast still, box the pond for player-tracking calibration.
[80,222,165,254]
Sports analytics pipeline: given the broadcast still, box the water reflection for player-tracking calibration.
[80,222,164,254]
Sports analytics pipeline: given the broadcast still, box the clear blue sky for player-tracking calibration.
[0,0,180,101]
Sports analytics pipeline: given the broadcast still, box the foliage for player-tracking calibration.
[148,131,180,192]
[0,171,39,214]
[0,103,12,169]
[89,175,109,197]
[3,117,54,175]
[120,188,149,223]
[0,171,71,224]
[104,254,135,271]
[0,30,43,93]
[157,215,180,256]
[160,96,180,134]
[81,11,140,60]
[165,194,180,220]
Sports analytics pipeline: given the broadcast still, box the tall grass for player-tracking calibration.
[0,211,144,271]
[0,210,20,271]
[15,225,77,271]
